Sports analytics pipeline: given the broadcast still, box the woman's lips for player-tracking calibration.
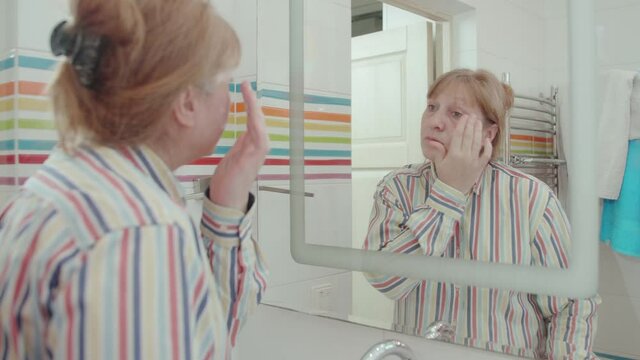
[424,137,443,146]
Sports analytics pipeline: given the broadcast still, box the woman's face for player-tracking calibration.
[192,78,232,157]
[420,83,496,161]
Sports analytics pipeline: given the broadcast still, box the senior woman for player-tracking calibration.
[0,0,269,359]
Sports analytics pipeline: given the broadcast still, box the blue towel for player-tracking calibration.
[601,139,640,257]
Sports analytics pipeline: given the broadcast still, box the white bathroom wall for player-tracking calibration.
[16,0,68,52]
[595,0,640,71]
[451,8,477,69]
[0,0,18,55]
[215,0,258,78]
[452,0,548,95]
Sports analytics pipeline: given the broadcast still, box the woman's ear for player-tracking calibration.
[484,123,499,143]
[171,86,199,128]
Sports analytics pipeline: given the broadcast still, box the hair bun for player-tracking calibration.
[50,20,105,89]
[50,21,78,57]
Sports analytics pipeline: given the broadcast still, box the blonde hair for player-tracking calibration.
[50,0,241,149]
[428,69,514,159]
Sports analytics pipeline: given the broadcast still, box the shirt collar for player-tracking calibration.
[118,145,185,205]
[428,161,492,196]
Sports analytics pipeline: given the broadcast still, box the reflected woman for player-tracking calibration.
[363,69,599,359]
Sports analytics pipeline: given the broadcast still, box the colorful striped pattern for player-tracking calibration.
[0,52,17,194]
[510,132,554,157]
[1,50,351,194]
[0,50,58,196]
[363,161,600,359]
[0,145,267,360]
[176,81,351,183]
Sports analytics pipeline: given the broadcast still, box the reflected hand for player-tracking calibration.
[431,115,491,194]
[209,81,270,211]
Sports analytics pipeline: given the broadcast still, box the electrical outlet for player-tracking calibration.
[311,284,333,315]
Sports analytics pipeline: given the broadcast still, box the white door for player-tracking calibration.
[350,21,431,325]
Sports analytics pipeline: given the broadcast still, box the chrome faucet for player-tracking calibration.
[360,321,455,359]
[360,340,415,360]
[424,320,456,342]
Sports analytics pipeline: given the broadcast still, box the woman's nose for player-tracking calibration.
[426,110,446,131]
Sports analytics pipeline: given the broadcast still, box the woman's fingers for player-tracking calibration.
[471,117,483,157]
[461,116,476,153]
[240,81,269,153]
[449,116,466,152]
[207,82,269,210]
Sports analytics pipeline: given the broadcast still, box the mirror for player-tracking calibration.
[255,0,639,359]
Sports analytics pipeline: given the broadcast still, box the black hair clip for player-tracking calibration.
[50,20,104,89]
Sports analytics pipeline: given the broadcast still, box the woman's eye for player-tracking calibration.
[451,111,463,119]
[427,104,436,111]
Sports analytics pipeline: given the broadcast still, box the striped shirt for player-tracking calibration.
[364,161,599,359]
[0,145,267,360]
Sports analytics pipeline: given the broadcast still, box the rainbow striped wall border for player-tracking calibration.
[0,50,352,188]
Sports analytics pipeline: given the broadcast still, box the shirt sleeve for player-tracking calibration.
[530,190,600,359]
[199,193,268,346]
[362,176,467,300]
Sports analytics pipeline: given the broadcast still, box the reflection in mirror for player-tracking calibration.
[259,0,639,359]
[358,67,601,360]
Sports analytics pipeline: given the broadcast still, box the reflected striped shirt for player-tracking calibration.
[0,145,267,360]
[363,161,599,359]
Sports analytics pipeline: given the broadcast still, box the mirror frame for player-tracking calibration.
[289,0,598,298]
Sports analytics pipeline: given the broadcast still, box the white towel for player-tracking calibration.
[597,69,639,200]
[630,74,640,140]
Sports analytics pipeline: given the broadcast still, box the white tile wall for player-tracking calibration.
[454,49,478,69]
[596,2,640,68]
[261,272,352,319]
[596,0,640,10]
[17,0,68,51]
[257,0,290,87]
[507,0,546,18]
[0,0,18,54]
[256,184,349,287]
[543,17,568,72]
[224,0,258,78]
[350,271,394,329]
[452,10,476,53]
[303,0,351,95]
[454,0,548,95]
